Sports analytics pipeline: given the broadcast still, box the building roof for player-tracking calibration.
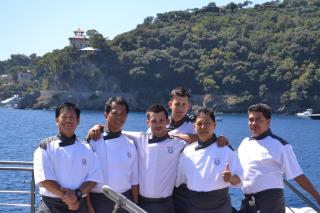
[80,47,100,51]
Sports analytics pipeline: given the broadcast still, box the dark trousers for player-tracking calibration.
[139,195,175,213]
[38,196,87,213]
[90,190,132,213]
[187,187,232,213]
[173,184,189,213]
[239,189,285,213]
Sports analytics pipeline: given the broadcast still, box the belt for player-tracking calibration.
[244,188,283,207]
[42,195,63,202]
[188,187,229,197]
[139,195,172,203]
[245,188,283,199]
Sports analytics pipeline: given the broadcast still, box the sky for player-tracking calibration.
[0,0,267,61]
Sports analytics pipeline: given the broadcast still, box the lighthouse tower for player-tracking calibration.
[69,28,87,49]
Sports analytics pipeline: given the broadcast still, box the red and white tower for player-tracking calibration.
[68,28,87,49]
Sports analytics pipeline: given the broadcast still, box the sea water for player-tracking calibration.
[0,108,319,212]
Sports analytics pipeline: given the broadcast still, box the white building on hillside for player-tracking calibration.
[69,28,88,49]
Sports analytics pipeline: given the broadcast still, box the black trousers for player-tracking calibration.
[90,190,132,213]
[38,196,87,213]
[173,184,189,213]
[139,195,175,213]
[239,189,285,213]
[187,188,233,213]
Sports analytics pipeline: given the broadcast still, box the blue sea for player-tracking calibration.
[0,108,319,212]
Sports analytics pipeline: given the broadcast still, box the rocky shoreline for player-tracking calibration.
[1,90,282,113]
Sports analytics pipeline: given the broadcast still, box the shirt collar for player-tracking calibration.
[195,134,217,150]
[58,134,76,147]
[103,130,122,140]
[148,134,171,144]
[167,115,189,131]
[249,129,272,140]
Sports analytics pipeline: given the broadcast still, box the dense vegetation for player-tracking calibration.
[1,0,320,112]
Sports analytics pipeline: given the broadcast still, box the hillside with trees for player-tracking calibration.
[1,0,320,112]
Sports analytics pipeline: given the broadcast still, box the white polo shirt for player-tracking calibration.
[146,115,196,135]
[33,136,103,198]
[167,115,196,134]
[238,129,303,194]
[124,131,186,198]
[176,139,243,192]
[89,132,138,193]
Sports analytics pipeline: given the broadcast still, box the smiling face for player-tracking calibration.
[248,111,270,137]
[147,111,169,138]
[168,96,191,123]
[194,112,216,142]
[105,102,128,132]
[56,107,79,138]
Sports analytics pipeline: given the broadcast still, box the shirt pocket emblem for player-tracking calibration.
[214,158,221,166]
[82,159,87,165]
[167,146,174,154]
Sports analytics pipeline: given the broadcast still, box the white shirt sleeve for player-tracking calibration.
[229,150,243,187]
[84,148,103,184]
[175,152,186,187]
[130,144,139,186]
[33,147,57,186]
[123,131,142,141]
[281,144,303,180]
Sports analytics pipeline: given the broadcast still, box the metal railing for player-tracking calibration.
[0,161,35,213]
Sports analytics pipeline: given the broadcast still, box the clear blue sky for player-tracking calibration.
[0,0,267,61]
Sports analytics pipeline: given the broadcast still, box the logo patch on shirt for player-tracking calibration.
[261,152,269,158]
[167,146,174,154]
[214,158,221,166]
[82,159,87,165]
[127,152,131,158]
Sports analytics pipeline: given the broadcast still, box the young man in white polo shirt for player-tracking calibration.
[86,97,138,213]
[124,104,187,213]
[167,87,230,213]
[238,103,320,213]
[176,107,242,213]
[33,102,103,213]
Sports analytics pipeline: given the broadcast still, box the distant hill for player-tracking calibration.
[1,0,320,113]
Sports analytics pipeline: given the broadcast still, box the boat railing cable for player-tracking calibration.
[102,185,147,213]
[0,161,35,213]
[284,179,320,213]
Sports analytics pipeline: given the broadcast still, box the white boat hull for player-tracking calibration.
[286,207,317,213]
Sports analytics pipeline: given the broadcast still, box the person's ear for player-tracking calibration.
[104,112,109,119]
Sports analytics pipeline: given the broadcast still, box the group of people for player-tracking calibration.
[33,86,320,213]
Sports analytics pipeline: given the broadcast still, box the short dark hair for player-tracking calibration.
[105,97,129,114]
[146,104,168,120]
[194,107,215,122]
[248,103,271,119]
[55,102,80,118]
[170,87,191,100]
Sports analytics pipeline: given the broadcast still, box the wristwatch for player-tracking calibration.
[74,189,83,201]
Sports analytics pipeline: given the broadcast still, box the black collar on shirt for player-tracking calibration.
[195,134,217,150]
[249,129,272,140]
[103,130,122,140]
[58,134,76,147]
[148,134,171,144]
[167,115,191,131]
